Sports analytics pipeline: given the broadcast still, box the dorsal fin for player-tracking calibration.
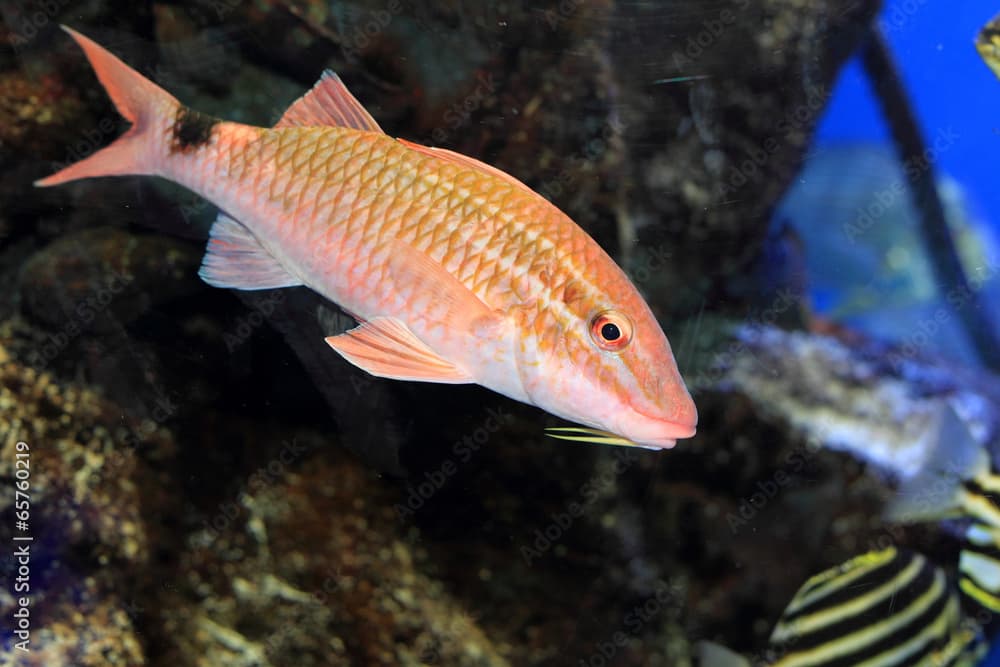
[275,70,383,132]
[396,138,536,196]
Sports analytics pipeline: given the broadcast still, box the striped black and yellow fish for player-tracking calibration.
[960,523,1000,614]
[886,405,1000,618]
[977,11,1000,80]
[698,547,985,667]
[764,547,984,667]
[699,406,1000,667]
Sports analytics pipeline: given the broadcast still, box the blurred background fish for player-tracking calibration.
[977,12,1000,81]
[771,144,1000,367]
[698,546,987,667]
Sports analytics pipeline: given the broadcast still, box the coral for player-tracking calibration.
[158,451,512,667]
[0,340,175,665]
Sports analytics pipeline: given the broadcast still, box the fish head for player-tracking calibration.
[516,265,697,449]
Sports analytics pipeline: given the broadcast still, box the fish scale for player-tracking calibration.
[38,26,698,448]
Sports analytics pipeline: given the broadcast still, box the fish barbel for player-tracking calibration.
[38,27,697,448]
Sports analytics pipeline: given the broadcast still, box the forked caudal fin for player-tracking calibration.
[34,26,179,187]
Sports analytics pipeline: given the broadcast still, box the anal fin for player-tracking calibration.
[199,213,302,290]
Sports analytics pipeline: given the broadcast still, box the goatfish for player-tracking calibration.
[37,27,698,449]
[697,547,987,667]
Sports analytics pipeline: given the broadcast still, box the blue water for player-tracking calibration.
[816,0,1000,235]
[819,2,1000,662]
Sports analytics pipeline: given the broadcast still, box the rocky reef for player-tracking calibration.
[10,1,1000,666]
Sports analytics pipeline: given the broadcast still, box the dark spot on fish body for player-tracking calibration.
[170,106,219,153]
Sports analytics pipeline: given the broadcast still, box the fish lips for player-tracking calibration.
[619,395,698,449]
[633,423,698,450]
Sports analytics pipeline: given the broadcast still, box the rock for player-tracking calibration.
[0,340,175,665]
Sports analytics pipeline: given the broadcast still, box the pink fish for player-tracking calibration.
[38,27,697,448]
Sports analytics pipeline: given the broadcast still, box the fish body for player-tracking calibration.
[977,13,1000,80]
[39,27,697,448]
[886,405,1000,618]
[698,547,987,667]
[699,407,1000,667]
[765,547,982,667]
[771,144,1000,368]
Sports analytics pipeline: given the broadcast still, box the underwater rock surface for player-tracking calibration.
[715,323,1000,477]
[8,0,994,665]
[0,340,172,666]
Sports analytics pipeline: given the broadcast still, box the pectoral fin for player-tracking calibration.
[325,317,473,383]
[326,241,506,383]
[382,239,505,340]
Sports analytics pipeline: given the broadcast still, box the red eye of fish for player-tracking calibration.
[589,311,633,351]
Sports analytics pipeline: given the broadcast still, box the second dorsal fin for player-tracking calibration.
[275,70,383,132]
[396,138,536,196]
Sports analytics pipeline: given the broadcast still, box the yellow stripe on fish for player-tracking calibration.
[768,549,963,667]
[697,547,985,667]
[882,405,1000,625]
[977,12,1000,80]
[698,408,997,667]
[37,26,698,450]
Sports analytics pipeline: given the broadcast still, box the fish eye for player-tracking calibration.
[589,311,633,351]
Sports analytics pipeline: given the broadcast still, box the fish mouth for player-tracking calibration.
[619,405,697,449]
[622,393,698,448]
[624,423,696,450]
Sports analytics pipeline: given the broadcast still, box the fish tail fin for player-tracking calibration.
[34,26,177,187]
[884,404,988,524]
